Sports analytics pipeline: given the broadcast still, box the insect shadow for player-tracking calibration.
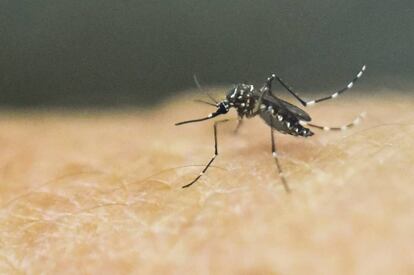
[176,65,367,192]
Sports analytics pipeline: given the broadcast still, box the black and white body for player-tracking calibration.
[176,65,367,192]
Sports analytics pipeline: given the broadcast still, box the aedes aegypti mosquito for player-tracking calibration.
[176,65,366,192]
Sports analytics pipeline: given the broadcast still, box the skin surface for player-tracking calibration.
[0,91,413,274]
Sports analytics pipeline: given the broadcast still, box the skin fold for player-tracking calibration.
[0,92,413,274]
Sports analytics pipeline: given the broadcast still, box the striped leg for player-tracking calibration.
[273,65,366,107]
[300,112,366,131]
[182,119,229,188]
[270,117,291,193]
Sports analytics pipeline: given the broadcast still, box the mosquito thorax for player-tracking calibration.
[225,83,257,117]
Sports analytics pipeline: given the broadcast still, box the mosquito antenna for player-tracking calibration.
[193,73,203,90]
[193,99,217,107]
[193,74,218,104]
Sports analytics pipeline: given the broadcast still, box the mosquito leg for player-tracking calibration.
[233,118,243,134]
[182,119,229,188]
[270,119,291,193]
[300,112,366,131]
[272,65,366,107]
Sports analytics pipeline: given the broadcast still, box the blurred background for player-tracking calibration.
[0,0,412,108]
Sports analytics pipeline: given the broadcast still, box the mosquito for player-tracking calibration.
[176,65,367,192]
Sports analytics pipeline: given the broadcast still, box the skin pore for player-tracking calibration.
[0,92,413,274]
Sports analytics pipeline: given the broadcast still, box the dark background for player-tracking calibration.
[0,0,413,108]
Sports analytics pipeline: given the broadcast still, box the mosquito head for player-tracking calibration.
[216,100,230,113]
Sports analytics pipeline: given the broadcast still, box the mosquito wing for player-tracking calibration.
[262,93,311,122]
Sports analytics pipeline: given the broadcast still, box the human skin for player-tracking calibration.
[0,91,413,274]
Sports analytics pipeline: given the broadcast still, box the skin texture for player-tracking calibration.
[0,91,413,274]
